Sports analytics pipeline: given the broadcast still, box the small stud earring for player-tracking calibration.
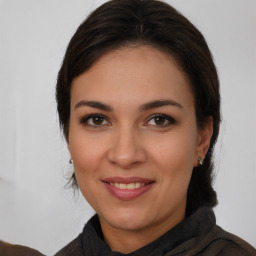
[69,159,73,164]
[198,157,204,166]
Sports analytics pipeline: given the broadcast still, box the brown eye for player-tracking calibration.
[145,114,176,127]
[81,114,109,127]
[153,116,166,125]
[91,116,104,125]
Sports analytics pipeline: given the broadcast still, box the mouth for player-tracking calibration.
[105,182,150,189]
[101,177,155,200]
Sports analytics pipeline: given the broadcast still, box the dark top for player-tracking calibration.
[1,207,256,256]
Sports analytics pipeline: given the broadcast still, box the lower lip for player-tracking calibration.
[103,182,154,200]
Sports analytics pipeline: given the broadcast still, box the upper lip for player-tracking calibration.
[101,176,155,184]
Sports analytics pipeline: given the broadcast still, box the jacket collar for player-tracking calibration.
[81,207,216,256]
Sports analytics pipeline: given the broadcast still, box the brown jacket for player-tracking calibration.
[1,208,256,256]
[0,241,44,256]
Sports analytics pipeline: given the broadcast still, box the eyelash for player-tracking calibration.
[80,114,110,128]
[80,113,176,128]
[145,114,176,127]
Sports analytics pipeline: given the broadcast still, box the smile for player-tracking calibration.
[109,182,147,189]
[101,177,155,200]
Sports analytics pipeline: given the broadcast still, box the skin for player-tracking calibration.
[68,46,213,253]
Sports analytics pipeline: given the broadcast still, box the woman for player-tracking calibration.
[1,0,255,255]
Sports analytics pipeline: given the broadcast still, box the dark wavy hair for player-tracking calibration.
[56,0,221,216]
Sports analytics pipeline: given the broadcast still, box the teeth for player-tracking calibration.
[110,182,147,189]
[127,183,135,189]
[114,182,120,188]
[119,183,126,189]
[135,182,145,188]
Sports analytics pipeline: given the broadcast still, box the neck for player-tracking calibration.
[99,211,185,254]
[104,226,159,253]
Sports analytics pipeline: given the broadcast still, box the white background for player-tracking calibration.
[0,0,255,255]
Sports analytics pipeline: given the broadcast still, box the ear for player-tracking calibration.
[194,117,213,167]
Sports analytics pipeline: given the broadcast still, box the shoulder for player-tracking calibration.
[54,233,84,256]
[0,241,45,256]
[192,225,256,256]
[212,225,256,255]
[54,215,101,256]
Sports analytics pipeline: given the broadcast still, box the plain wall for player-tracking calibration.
[0,0,255,255]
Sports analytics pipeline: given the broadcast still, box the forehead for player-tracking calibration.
[71,46,194,110]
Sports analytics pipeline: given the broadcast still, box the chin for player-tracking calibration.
[103,207,152,231]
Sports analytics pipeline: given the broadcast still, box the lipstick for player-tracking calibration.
[101,176,155,200]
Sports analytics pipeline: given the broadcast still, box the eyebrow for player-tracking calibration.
[74,99,183,112]
[74,100,113,112]
[138,99,183,112]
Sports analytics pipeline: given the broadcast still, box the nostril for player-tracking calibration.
[106,133,147,169]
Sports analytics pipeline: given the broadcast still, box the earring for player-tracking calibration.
[69,159,73,164]
[198,157,204,166]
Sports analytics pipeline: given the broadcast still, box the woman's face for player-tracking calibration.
[69,46,211,239]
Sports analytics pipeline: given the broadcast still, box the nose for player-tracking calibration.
[107,125,147,169]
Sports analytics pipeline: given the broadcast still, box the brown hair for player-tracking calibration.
[56,0,221,216]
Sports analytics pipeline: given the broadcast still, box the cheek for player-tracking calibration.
[150,130,197,169]
[69,131,108,180]
[69,134,108,208]
[147,129,198,194]
[151,134,196,200]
